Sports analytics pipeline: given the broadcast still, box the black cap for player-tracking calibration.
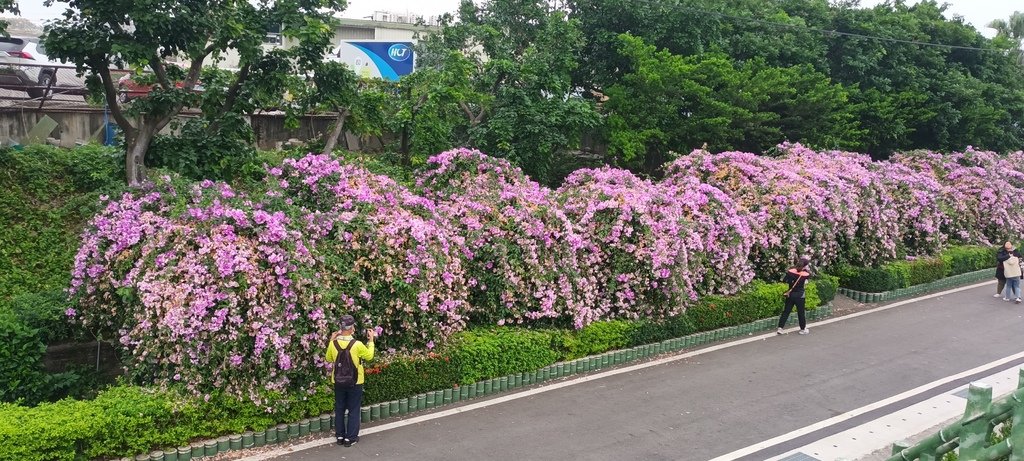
[340,315,355,329]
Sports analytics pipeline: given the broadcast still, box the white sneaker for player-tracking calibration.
[995,293,1003,297]
[1004,298,1011,302]
[798,329,810,335]
[776,328,784,335]
[1016,298,1021,304]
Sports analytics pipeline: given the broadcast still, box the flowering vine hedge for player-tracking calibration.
[68,145,1023,402]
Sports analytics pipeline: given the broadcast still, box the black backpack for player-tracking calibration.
[333,340,358,387]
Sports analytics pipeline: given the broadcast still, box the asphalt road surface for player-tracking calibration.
[259,283,1024,461]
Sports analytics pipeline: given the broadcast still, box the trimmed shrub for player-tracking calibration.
[448,328,560,384]
[941,245,994,276]
[901,257,947,287]
[0,385,336,461]
[834,264,902,293]
[627,316,696,347]
[836,245,991,293]
[562,320,634,359]
[814,275,839,304]
[362,353,461,405]
[685,281,821,332]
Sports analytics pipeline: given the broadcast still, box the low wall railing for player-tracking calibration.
[885,368,1024,461]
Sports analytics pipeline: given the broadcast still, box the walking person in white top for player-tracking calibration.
[1002,242,1023,304]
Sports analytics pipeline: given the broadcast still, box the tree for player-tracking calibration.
[420,0,599,185]
[989,12,1024,42]
[0,1,18,36]
[384,51,480,165]
[42,0,346,187]
[990,11,1024,66]
[603,34,862,173]
[570,0,1024,161]
[825,1,1024,155]
[299,61,360,155]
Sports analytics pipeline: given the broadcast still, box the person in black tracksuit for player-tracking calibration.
[777,257,812,335]
[996,243,1011,298]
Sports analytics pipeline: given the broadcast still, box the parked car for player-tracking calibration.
[117,72,205,102]
[0,37,60,97]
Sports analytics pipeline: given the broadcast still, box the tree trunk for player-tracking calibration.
[126,124,158,188]
[321,109,349,155]
[399,124,411,165]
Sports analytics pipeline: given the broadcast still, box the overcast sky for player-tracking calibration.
[13,0,1021,37]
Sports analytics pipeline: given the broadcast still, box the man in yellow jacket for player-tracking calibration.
[326,315,375,447]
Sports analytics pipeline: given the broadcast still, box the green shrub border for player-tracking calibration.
[838,268,992,303]
[111,303,833,460]
[835,245,994,293]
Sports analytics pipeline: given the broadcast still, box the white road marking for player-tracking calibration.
[710,353,1024,461]
[764,367,1021,461]
[240,281,995,461]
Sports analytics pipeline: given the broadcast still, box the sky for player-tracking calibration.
[12,0,1022,37]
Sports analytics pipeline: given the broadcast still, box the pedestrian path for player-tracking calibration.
[242,281,1024,461]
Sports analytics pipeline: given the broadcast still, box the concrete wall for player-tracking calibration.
[0,108,109,147]
[0,107,347,151]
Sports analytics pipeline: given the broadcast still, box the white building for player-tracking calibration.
[211,13,439,70]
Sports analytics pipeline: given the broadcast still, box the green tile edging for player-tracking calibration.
[837,268,993,303]
[128,302,834,460]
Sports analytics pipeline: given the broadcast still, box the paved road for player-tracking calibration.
[265,283,1024,461]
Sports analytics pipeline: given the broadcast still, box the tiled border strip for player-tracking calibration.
[837,268,992,303]
[124,303,837,460]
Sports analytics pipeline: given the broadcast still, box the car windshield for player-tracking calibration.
[35,42,46,55]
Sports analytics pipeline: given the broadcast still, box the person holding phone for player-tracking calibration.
[777,257,812,335]
[326,315,375,447]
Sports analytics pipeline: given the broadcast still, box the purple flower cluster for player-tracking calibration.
[70,178,326,401]
[417,149,587,326]
[892,148,1024,246]
[555,167,704,325]
[68,145,1021,402]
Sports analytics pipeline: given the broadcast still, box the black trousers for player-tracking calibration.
[778,296,806,330]
[334,383,363,441]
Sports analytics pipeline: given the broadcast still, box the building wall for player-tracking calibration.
[0,108,344,151]
[373,27,419,41]
[169,19,435,70]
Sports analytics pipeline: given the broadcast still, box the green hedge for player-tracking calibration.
[0,290,102,406]
[449,328,561,384]
[685,280,823,331]
[362,353,462,405]
[940,245,994,276]
[0,386,335,461]
[815,275,839,304]
[836,245,996,293]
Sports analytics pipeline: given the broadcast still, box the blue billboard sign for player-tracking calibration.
[333,41,416,81]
